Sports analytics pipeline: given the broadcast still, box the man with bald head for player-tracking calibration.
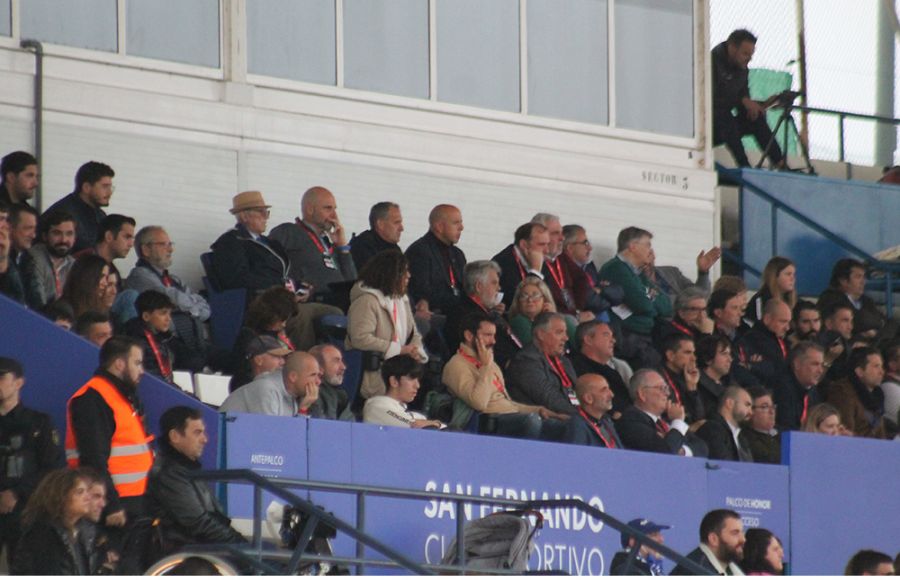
[405,204,466,317]
[735,298,793,388]
[563,374,623,448]
[271,186,357,306]
[219,351,321,417]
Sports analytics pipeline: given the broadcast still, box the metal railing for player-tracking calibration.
[718,164,900,316]
[790,105,899,165]
[190,468,713,575]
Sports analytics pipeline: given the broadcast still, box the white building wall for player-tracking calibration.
[0,6,717,290]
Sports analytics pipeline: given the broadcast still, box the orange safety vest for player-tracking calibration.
[65,375,154,498]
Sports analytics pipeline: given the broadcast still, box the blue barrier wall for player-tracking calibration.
[224,416,790,575]
[784,432,900,575]
[0,295,220,468]
[739,169,900,295]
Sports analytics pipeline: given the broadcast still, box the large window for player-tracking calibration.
[126,0,220,67]
[20,0,118,53]
[0,1,10,37]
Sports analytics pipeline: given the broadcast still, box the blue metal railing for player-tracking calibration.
[718,164,900,316]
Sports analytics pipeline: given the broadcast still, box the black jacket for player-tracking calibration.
[146,443,245,551]
[658,366,705,424]
[404,231,466,315]
[42,192,107,254]
[735,323,790,389]
[12,519,97,575]
[0,404,64,507]
[506,344,578,416]
[0,258,41,309]
[350,229,400,272]
[696,413,752,462]
[615,406,686,455]
[491,243,549,311]
[739,428,781,464]
[562,411,623,449]
[445,293,521,369]
[570,352,632,414]
[69,370,147,515]
[818,287,884,337]
[711,41,750,116]
[210,225,291,292]
[610,550,653,575]
[774,372,821,432]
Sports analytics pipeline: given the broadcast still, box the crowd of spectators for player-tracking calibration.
[2,146,899,574]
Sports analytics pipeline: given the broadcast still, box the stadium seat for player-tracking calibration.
[171,370,195,395]
[200,252,246,352]
[194,373,232,407]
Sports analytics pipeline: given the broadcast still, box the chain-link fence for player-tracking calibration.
[710,0,900,167]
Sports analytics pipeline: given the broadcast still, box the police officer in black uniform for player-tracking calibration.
[0,357,63,567]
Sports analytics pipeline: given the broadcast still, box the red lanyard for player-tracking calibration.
[144,330,172,378]
[656,417,670,435]
[512,251,528,281]
[777,337,788,359]
[670,320,694,337]
[800,391,810,425]
[299,221,333,256]
[53,265,63,297]
[545,258,566,291]
[161,271,173,288]
[448,262,457,288]
[578,408,616,448]
[391,301,400,342]
[276,332,295,351]
[458,349,505,392]
[470,295,488,313]
[546,355,573,388]
[661,368,683,405]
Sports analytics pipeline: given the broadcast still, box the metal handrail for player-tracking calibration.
[771,103,899,164]
[722,248,762,279]
[191,468,714,575]
[719,164,899,315]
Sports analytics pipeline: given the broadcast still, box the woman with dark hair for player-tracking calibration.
[746,257,797,325]
[347,249,427,399]
[229,286,297,390]
[58,254,110,318]
[12,468,97,575]
[740,528,784,575]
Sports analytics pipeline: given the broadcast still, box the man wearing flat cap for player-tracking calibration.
[210,191,342,349]
[610,518,671,575]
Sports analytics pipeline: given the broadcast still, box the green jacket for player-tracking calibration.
[598,256,672,334]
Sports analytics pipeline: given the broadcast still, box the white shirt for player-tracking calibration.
[363,396,427,428]
[641,409,693,457]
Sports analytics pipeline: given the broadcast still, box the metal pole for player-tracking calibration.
[838,115,846,162]
[252,485,263,558]
[356,492,366,576]
[795,0,809,153]
[19,40,43,210]
[455,500,466,570]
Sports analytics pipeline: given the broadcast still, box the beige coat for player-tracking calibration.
[346,282,427,398]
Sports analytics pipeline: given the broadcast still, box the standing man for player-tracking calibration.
[270,186,357,306]
[563,374,623,449]
[0,357,63,567]
[670,509,746,575]
[65,336,153,572]
[43,161,115,253]
[146,406,245,554]
[696,385,755,462]
[599,227,672,370]
[405,204,466,317]
[711,29,784,168]
[0,152,39,208]
[350,202,403,272]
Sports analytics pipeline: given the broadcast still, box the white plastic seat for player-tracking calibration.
[193,373,232,407]
[171,370,195,395]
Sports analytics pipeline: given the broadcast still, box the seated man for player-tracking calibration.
[774,341,825,432]
[443,312,567,440]
[74,312,114,347]
[506,313,579,417]
[558,224,622,319]
[655,286,709,347]
[492,222,549,311]
[735,298,792,389]
[0,225,33,306]
[695,334,756,419]
[657,334,704,424]
[844,550,895,576]
[146,406,245,555]
[308,344,351,420]
[817,258,887,341]
[644,246,720,305]
[7,203,38,268]
[531,213,585,317]
[670,509,746,575]
[610,519,669,576]
[825,346,886,438]
[404,204,466,317]
[0,151,39,208]
[77,214,138,324]
[711,29,783,169]
[790,300,821,345]
[446,260,521,368]
[363,355,444,429]
[562,374,623,449]
[228,335,289,393]
[270,186,357,306]
[708,288,749,344]
[818,303,854,382]
[219,352,321,417]
[350,201,403,272]
[615,369,707,457]
[42,161,115,253]
[738,386,781,464]
[599,227,672,369]
[881,342,900,431]
[696,385,754,462]
[24,209,77,308]
[570,320,632,417]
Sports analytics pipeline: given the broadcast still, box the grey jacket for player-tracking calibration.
[219,371,301,417]
[24,243,75,307]
[269,220,356,299]
[125,259,211,322]
[652,265,710,304]
[506,343,578,416]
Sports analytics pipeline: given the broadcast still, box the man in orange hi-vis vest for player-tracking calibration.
[65,335,154,542]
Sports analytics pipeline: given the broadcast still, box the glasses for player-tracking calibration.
[753,404,777,412]
[681,306,706,312]
[249,208,271,218]
[571,239,591,247]
[146,241,175,249]
[644,384,670,395]
[519,292,544,302]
